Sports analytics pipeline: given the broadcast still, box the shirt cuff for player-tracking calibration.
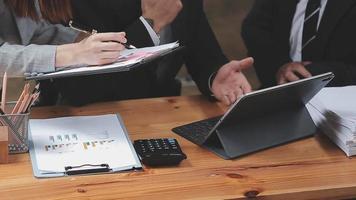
[139,16,160,46]
[208,71,218,96]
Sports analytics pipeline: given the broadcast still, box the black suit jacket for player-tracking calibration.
[242,0,356,88]
[40,0,228,106]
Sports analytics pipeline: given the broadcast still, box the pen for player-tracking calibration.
[69,20,136,49]
[120,43,137,50]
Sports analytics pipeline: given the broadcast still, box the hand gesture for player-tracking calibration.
[211,58,254,106]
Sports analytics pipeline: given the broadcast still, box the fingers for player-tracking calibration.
[278,77,287,85]
[99,42,125,51]
[96,58,118,66]
[230,57,254,71]
[224,88,244,106]
[212,70,252,106]
[75,32,127,66]
[277,62,313,85]
[285,71,300,82]
[240,81,252,94]
[294,65,312,78]
[278,73,297,84]
[221,95,231,106]
[227,93,236,105]
[234,89,243,99]
[216,86,245,106]
[92,32,127,43]
[215,92,232,106]
[99,51,121,60]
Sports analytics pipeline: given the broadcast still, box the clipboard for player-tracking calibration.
[26,43,184,81]
[28,114,142,178]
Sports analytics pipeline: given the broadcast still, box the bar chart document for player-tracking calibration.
[28,114,142,177]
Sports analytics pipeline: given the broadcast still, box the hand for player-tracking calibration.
[56,32,127,68]
[277,62,312,85]
[76,32,127,65]
[211,58,254,106]
[141,0,183,33]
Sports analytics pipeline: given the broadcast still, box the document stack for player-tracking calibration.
[306,86,356,156]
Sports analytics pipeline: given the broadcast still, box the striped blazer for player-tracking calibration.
[0,0,78,77]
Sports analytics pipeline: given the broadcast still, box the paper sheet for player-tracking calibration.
[313,86,356,121]
[308,86,356,132]
[30,114,138,173]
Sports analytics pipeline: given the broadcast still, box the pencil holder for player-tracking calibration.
[0,113,30,154]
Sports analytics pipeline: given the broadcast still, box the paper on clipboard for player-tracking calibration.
[26,42,180,80]
[29,114,141,175]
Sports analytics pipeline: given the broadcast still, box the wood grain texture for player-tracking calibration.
[0,96,355,200]
[0,126,8,164]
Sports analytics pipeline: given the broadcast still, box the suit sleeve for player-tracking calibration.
[0,21,79,76]
[31,20,79,45]
[184,0,229,97]
[124,18,155,48]
[241,0,292,88]
[306,62,356,86]
[0,42,56,76]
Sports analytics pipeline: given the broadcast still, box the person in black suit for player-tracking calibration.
[242,0,356,88]
[41,0,253,106]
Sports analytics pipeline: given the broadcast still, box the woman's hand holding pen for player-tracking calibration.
[76,32,127,65]
[55,32,127,68]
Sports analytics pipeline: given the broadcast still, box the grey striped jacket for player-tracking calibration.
[0,0,78,77]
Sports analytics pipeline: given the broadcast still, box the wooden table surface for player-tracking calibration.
[0,95,355,200]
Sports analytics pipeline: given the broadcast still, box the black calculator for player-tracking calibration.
[133,138,187,166]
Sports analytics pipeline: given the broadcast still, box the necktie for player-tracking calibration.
[302,0,321,61]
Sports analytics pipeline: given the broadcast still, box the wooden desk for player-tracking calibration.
[0,96,355,200]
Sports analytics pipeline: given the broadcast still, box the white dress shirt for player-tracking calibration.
[139,16,161,46]
[290,0,328,61]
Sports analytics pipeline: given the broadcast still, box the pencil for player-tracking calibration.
[1,72,8,112]
[22,95,33,114]
[11,83,30,114]
[17,94,29,115]
[32,83,40,94]
[26,92,40,113]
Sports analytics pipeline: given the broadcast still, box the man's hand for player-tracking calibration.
[211,58,254,106]
[141,0,183,33]
[277,62,312,84]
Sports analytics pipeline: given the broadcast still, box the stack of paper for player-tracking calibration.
[306,86,356,156]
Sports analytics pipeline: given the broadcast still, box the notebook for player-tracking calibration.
[26,42,181,80]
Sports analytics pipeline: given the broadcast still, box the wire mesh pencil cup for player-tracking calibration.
[0,112,30,154]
